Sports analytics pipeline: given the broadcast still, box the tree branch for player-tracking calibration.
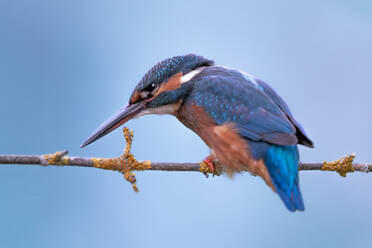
[0,128,370,191]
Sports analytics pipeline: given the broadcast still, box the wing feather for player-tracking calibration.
[189,67,298,145]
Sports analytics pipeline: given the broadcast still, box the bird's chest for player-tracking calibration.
[177,104,249,169]
[176,103,215,140]
[176,102,274,187]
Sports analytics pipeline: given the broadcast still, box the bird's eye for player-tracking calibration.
[143,83,157,92]
[138,82,159,100]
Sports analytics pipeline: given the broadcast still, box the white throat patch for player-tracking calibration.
[133,102,181,119]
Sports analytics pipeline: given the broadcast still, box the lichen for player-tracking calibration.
[44,151,69,166]
[91,157,120,171]
[121,127,151,171]
[60,156,70,165]
[322,153,356,177]
[85,128,152,192]
[117,127,152,192]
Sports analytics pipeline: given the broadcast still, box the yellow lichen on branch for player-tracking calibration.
[118,127,151,192]
[322,153,355,177]
[88,128,153,192]
[89,128,151,192]
[43,151,69,166]
[122,127,151,171]
[91,157,120,171]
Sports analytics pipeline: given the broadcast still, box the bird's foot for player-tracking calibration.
[203,155,216,173]
[200,154,223,177]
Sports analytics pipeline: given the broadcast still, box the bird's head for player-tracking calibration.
[81,54,214,147]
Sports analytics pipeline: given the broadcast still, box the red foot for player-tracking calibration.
[203,155,216,174]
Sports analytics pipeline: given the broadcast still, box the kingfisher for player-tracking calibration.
[81,54,314,212]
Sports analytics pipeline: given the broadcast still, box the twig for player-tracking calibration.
[0,128,370,191]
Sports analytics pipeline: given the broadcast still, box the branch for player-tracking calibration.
[0,128,370,192]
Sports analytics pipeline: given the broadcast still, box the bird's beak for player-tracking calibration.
[81,101,146,148]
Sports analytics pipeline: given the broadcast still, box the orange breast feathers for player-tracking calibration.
[178,105,275,191]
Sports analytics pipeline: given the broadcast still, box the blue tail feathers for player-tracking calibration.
[264,145,304,211]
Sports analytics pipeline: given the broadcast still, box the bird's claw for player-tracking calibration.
[203,157,216,174]
[201,154,223,177]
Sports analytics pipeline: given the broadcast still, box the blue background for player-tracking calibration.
[1,0,372,247]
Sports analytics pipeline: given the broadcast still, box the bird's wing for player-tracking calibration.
[190,68,298,146]
[254,78,314,147]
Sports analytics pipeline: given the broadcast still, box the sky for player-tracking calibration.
[0,0,372,247]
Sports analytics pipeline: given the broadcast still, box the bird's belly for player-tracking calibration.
[177,104,275,190]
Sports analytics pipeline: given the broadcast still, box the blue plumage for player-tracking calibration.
[264,144,304,211]
[183,65,311,211]
[247,141,304,211]
[188,67,300,146]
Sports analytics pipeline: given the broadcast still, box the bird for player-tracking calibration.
[81,54,314,212]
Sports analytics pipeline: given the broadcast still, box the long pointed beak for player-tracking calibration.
[81,101,145,148]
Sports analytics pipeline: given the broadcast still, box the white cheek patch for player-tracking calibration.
[180,66,207,84]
